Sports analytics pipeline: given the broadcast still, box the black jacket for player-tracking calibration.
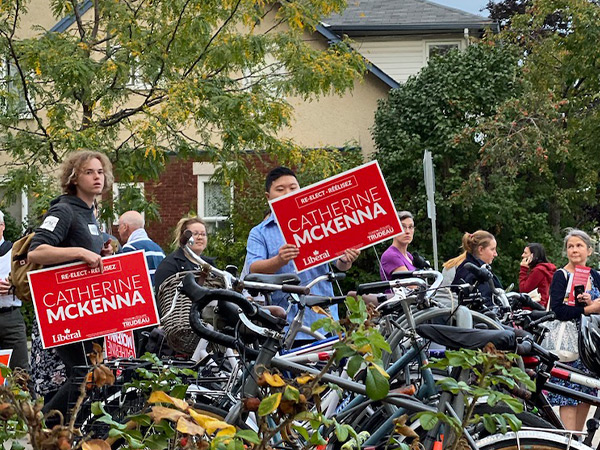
[30,195,103,262]
[550,268,600,321]
[154,247,215,293]
[452,253,502,307]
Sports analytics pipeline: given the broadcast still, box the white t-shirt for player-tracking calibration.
[0,244,21,308]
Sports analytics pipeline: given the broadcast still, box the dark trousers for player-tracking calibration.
[0,307,30,372]
[42,339,99,417]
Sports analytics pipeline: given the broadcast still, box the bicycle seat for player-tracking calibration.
[244,273,301,285]
[416,324,516,352]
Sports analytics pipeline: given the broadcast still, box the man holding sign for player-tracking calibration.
[28,150,115,416]
[246,167,360,341]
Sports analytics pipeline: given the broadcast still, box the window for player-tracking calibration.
[0,58,33,118]
[425,41,461,60]
[193,162,232,231]
[112,182,145,225]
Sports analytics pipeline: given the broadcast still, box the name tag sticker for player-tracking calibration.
[88,224,100,236]
[40,216,59,232]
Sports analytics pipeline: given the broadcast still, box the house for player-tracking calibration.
[0,0,495,247]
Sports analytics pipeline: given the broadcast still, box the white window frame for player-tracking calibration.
[193,162,232,226]
[0,58,34,119]
[424,40,463,63]
[112,182,145,225]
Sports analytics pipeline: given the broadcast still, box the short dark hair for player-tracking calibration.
[526,242,549,267]
[265,167,297,193]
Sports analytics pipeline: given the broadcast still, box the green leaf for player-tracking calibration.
[258,392,282,416]
[502,396,524,414]
[292,424,310,441]
[236,430,261,444]
[346,355,364,378]
[170,384,188,399]
[283,385,300,402]
[505,413,522,432]
[335,421,349,442]
[415,412,438,430]
[10,441,25,450]
[365,366,389,401]
[482,414,496,433]
[91,401,107,416]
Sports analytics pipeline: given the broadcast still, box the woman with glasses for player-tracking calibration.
[154,217,215,292]
[380,211,416,280]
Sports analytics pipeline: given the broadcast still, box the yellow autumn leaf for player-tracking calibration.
[262,371,286,387]
[82,440,111,450]
[296,374,314,385]
[148,391,189,411]
[149,405,188,423]
[189,409,236,436]
[176,416,206,436]
[311,305,331,317]
[370,363,390,379]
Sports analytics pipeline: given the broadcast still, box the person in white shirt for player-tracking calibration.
[0,210,29,371]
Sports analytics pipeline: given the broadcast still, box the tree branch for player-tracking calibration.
[183,0,243,78]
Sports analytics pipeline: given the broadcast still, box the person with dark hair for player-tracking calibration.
[246,166,360,341]
[449,230,502,307]
[380,211,415,280]
[519,243,556,308]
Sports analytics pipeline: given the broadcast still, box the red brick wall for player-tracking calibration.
[146,157,197,248]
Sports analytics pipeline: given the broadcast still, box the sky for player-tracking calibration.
[430,0,491,17]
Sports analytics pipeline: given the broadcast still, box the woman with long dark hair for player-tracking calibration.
[519,243,556,308]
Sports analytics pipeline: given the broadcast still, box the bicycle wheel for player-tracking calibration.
[477,430,594,450]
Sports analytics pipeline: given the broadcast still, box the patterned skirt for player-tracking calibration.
[547,358,598,406]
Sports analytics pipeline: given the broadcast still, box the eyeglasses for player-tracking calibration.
[191,231,207,238]
[403,225,415,230]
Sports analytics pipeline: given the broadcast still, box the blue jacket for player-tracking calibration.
[121,229,165,286]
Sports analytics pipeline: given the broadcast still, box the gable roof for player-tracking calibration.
[323,0,496,36]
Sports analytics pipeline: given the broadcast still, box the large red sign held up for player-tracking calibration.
[29,251,160,349]
[270,161,403,272]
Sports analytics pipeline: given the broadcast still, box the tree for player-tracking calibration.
[462,0,600,257]
[372,42,523,282]
[0,0,366,218]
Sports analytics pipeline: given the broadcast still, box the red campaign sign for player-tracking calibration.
[0,350,12,385]
[567,265,591,306]
[105,331,136,360]
[270,161,403,272]
[29,251,160,349]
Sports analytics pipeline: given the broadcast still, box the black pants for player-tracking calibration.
[42,339,101,418]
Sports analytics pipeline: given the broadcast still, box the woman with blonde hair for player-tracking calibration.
[154,216,215,291]
[447,230,502,306]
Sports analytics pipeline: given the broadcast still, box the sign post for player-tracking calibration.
[269,161,403,272]
[29,251,160,349]
[423,150,439,271]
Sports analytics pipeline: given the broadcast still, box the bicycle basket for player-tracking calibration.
[157,269,224,355]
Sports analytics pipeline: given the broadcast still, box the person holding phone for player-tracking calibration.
[519,243,556,308]
[547,229,600,431]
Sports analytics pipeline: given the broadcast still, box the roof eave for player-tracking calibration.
[316,24,399,90]
[326,22,499,36]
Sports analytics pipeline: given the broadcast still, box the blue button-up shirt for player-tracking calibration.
[246,214,339,339]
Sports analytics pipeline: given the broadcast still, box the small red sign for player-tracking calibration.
[29,251,160,349]
[0,350,12,384]
[568,265,591,306]
[270,161,403,272]
[105,331,136,360]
